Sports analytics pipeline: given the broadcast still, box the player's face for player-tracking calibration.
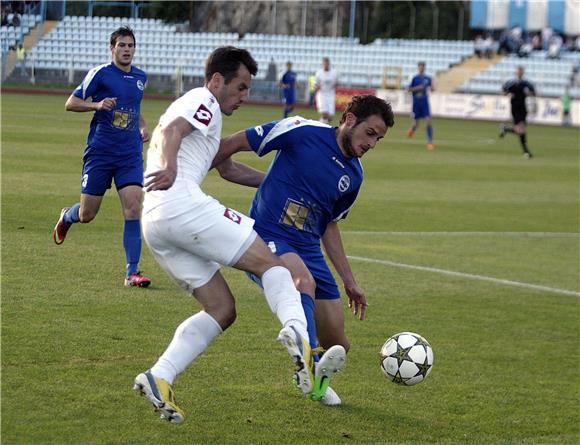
[516,67,524,79]
[418,64,425,74]
[111,36,135,68]
[215,65,252,116]
[341,114,388,158]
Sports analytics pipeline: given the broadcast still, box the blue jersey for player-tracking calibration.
[281,70,297,90]
[281,70,297,104]
[409,74,432,103]
[73,62,147,156]
[245,117,363,247]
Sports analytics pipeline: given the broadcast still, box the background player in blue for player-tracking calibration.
[214,95,395,404]
[53,26,152,288]
[407,61,435,150]
[499,66,535,159]
[280,61,297,118]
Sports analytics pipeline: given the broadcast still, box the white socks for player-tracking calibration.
[261,266,309,341]
[150,311,222,384]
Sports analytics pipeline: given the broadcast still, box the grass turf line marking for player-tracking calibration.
[344,231,579,238]
[347,255,580,297]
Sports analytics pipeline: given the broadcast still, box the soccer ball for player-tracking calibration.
[380,332,434,386]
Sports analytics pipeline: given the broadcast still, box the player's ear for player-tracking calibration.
[344,112,357,127]
[208,72,225,89]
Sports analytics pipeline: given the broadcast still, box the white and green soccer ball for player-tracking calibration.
[380,332,434,386]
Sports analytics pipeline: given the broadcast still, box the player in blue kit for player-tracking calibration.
[407,62,435,150]
[53,27,151,287]
[214,95,395,404]
[280,61,297,118]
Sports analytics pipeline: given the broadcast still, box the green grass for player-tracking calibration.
[2,92,579,444]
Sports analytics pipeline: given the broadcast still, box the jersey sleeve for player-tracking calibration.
[73,65,103,100]
[331,188,360,222]
[525,81,535,94]
[245,117,301,157]
[174,93,217,137]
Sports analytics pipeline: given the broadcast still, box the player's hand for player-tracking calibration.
[97,97,117,111]
[140,127,150,142]
[144,167,176,191]
[345,283,367,321]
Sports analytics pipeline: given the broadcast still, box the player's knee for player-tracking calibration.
[79,208,96,223]
[207,303,237,330]
[294,274,316,297]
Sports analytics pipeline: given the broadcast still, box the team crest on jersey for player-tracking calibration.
[136,80,144,91]
[338,175,350,192]
[224,208,242,224]
[193,104,213,126]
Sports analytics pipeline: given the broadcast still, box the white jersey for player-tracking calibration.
[143,87,222,214]
[315,68,338,95]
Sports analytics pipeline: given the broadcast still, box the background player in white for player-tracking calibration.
[314,57,339,124]
[133,47,343,424]
[214,95,395,405]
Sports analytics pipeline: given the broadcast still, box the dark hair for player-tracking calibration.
[110,26,135,47]
[340,95,395,128]
[205,46,258,83]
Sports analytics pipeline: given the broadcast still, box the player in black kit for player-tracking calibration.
[500,66,535,159]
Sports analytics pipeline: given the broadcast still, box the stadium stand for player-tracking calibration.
[25,16,474,89]
[1,14,41,53]
[458,53,580,98]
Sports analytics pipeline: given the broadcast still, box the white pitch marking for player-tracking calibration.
[343,231,579,238]
[347,255,580,297]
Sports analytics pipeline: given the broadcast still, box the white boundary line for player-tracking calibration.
[343,231,580,238]
[347,255,580,297]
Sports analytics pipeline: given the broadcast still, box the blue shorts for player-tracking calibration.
[283,89,296,105]
[412,100,431,120]
[248,236,340,300]
[81,150,143,196]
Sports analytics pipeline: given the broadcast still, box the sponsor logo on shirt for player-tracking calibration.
[254,125,264,137]
[338,175,350,192]
[193,104,213,125]
[224,208,242,224]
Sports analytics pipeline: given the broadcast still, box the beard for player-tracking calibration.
[341,128,357,158]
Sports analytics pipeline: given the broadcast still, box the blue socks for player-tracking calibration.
[63,203,81,224]
[427,124,433,143]
[123,219,142,277]
[300,293,320,362]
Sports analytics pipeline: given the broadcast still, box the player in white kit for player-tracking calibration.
[133,47,343,424]
[314,57,339,124]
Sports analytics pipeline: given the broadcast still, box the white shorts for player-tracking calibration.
[316,92,336,116]
[142,189,256,294]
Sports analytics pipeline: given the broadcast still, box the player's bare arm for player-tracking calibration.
[321,221,367,321]
[65,94,117,112]
[215,158,265,188]
[212,131,252,168]
[144,116,193,191]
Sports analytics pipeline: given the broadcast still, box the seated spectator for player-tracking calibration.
[474,34,485,58]
[541,27,553,50]
[483,34,496,58]
[532,33,542,51]
[11,12,20,27]
[547,34,563,59]
[519,36,533,58]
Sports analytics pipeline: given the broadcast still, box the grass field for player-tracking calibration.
[2,92,579,445]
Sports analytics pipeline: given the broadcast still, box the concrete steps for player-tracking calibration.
[4,20,59,80]
[435,54,504,93]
